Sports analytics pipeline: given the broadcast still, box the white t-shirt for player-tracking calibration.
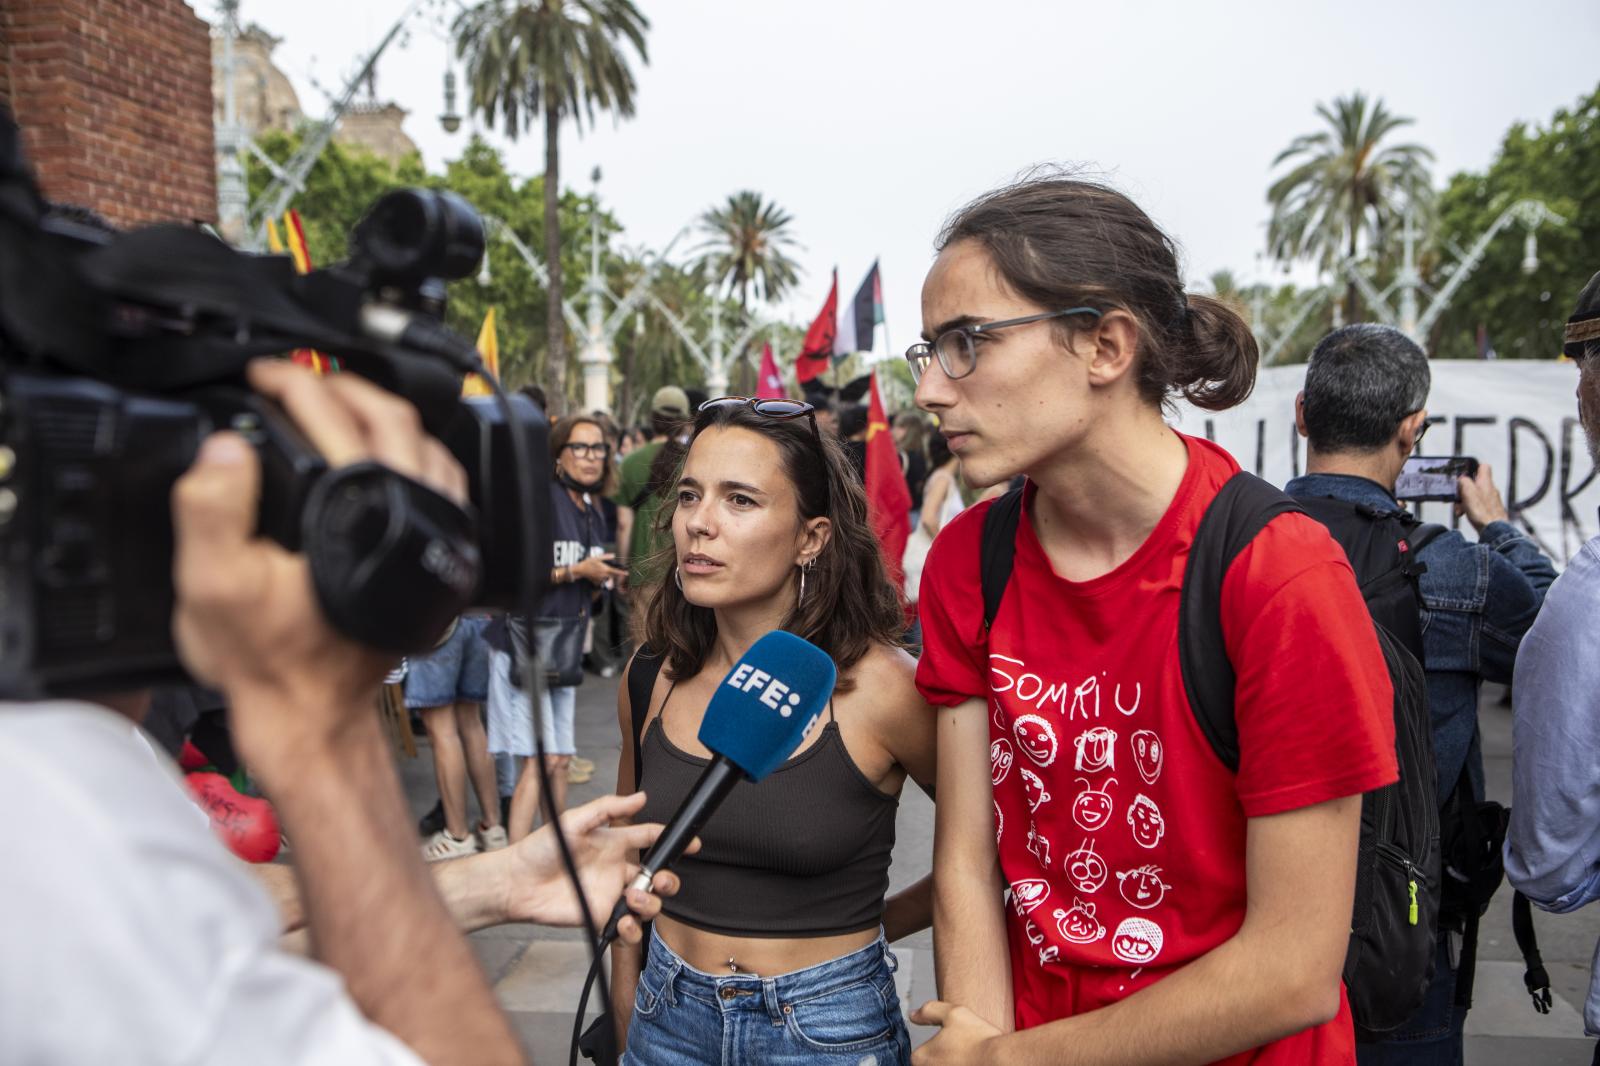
[0,700,423,1066]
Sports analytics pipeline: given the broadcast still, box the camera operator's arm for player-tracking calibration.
[172,361,520,1066]
[264,793,680,943]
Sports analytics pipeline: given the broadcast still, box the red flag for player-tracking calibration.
[864,371,912,594]
[795,270,837,384]
[756,342,787,398]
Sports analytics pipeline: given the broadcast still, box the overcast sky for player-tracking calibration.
[206,0,1600,353]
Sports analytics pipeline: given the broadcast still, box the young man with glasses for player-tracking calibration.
[907,177,1396,1066]
[1507,271,1600,1052]
[1285,324,1556,1066]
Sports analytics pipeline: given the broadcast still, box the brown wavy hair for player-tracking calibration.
[940,171,1257,412]
[640,403,904,690]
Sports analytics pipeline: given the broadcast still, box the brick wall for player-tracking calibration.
[0,0,216,226]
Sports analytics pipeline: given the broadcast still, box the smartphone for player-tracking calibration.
[1395,456,1480,502]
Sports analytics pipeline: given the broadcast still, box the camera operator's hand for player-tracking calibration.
[483,792,689,940]
[171,360,466,774]
[172,359,522,1065]
[1456,462,1511,533]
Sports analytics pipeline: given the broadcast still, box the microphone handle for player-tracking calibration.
[624,757,743,895]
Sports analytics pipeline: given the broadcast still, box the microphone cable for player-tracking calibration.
[469,357,616,1066]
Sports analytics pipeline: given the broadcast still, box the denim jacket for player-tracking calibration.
[1285,474,1557,804]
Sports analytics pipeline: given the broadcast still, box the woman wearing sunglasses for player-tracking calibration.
[495,415,627,842]
[907,177,1397,1065]
[612,398,936,1065]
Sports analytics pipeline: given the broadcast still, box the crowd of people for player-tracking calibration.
[9,171,1600,1066]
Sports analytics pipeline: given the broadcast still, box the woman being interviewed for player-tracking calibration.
[611,398,936,1065]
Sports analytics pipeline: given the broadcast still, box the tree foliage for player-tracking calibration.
[694,190,803,312]
[1429,84,1600,360]
[1267,92,1433,318]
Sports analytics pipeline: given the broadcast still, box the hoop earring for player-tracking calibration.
[674,566,683,591]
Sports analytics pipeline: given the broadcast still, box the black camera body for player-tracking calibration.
[0,112,550,699]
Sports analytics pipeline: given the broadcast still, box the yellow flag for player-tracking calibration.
[265,217,286,255]
[463,307,498,396]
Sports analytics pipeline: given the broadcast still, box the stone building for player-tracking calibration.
[210,25,419,168]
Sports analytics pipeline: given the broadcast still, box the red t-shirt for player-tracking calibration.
[916,433,1397,1064]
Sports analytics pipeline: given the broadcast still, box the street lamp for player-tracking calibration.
[439,69,462,133]
[1521,230,1540,276]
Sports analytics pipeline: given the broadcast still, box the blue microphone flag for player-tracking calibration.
[697,630,836,782]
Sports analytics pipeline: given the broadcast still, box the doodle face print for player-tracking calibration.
[1127,793,1166,849]
[1025,919,1045,947]
[1014,714,1059,767]
[1052,897,1107,945]
[1112,917,1164,965]
[1071,776,1116,832]
[1073,726,1116,773]
[1116,865,1171,910]
[1038,944,1059,967]
[1020,768,1052,812]
[991,738,1014,786]
[1131,729,1163,785]
[994,800,1003,844]
[1064,837,1108,894]
[1010,878,1051,917]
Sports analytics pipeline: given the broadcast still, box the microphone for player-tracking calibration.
[618,630,836,907]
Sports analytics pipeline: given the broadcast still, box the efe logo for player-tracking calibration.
[726,663,808,716]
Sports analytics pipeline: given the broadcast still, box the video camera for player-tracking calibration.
[0,111,551,699]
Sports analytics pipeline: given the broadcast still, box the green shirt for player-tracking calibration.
[614,440,671,588]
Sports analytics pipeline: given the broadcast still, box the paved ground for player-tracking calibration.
[395,677,1598,1064]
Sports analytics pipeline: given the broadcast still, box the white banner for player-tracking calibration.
[1169,362,1599,565]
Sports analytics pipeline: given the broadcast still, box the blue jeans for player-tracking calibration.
[623,926,910,1065]
[1357,936,1465,1066]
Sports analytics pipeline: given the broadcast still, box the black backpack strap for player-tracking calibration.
[625,646,666,792]
[980,487,1027,630]
[1178,472,1306,772]
[1513,890,1554,1014]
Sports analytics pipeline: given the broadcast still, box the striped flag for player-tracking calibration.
[281,210,334,374]
[834,261,884,358]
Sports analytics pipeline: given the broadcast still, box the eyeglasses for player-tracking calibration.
[697,396,823,446]
[904,307,1102,383]
[561,442,611,459]
[1412,418,1432,450]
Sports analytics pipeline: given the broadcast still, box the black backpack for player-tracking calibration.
[980,473,1440,1039]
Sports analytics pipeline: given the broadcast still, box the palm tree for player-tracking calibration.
[453,0,649,411]
[695,190,802,314]
[1267,92,1433,319]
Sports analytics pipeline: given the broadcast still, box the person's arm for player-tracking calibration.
[265,794,678,947]
[173,361,521,1066]
[1506,583,1600,912]
[932,698,1013,1031]
[610,658,647,1050]
[616,505,635,573]
[874,648,939,943]
[913,795,1361,1065]
[1454,463,1558,682]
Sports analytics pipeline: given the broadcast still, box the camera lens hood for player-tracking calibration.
[303,461,481,654]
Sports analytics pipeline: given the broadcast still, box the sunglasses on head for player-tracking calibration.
[696,396,823,445]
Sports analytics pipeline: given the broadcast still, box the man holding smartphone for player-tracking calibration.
[1285,323,1557,1066]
